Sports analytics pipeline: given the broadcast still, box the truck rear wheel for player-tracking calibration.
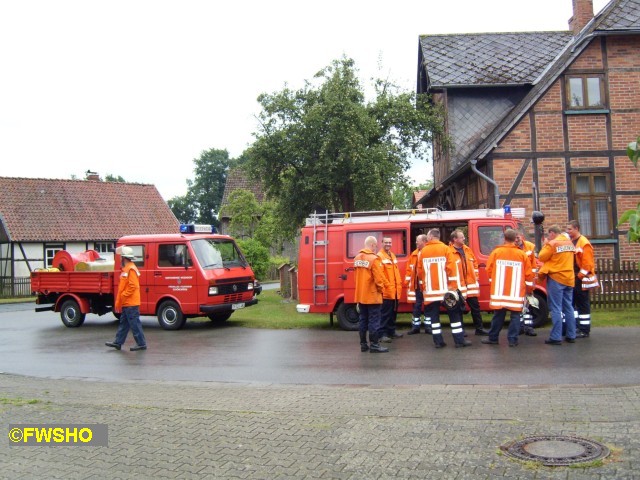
[208,312,232,323]
[337,302,359,331]
[157,300,185,330]
[60,299,86,328]
[530,292,549,328]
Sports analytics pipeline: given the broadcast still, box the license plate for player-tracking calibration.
[231,302,245,310]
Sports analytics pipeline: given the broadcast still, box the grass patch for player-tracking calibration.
[0,297,35,305]
[0,397,41,406]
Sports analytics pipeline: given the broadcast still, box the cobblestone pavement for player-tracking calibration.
[2,374,639,479]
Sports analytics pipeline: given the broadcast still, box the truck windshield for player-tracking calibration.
[190,238,248,270]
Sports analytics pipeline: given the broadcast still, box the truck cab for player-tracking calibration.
[116,231,258,329]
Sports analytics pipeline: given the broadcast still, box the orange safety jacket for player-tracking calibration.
[447,243,480,298]
[486,243,534,311]
[572,234,598,289]
[353,248,387,304]
[115,261,141,310]
[538,233,576,287]
[377,249,402,300]
[416,239,454,305]
[404,248,420,303]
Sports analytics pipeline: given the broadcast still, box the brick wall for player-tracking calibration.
[567,115,608,151]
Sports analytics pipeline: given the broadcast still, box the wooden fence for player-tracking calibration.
[591,259,640,309]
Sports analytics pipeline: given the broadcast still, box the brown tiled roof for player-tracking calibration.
[220,168,265,219]
[413,190,428,205]
[0,177,179,242]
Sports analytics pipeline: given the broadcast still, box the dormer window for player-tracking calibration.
[566,75,606,109]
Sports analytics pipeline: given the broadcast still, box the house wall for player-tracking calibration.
[487,35,640,262]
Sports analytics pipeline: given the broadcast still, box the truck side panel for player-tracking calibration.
[31,271,114,295]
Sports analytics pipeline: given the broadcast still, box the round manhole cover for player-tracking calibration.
[501,435,610,466]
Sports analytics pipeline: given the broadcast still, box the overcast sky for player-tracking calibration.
[0,0,610,201]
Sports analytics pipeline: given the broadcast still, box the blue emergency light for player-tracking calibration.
[180,224,217,234]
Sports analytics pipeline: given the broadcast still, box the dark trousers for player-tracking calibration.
[379,298,398,337]
[358,303,381,343]
[488,309,521,344]
[425,301,466,346]
[412,288,424,320]
[466,296,484,329]
[114,306,146,347]
[573,278,591,334]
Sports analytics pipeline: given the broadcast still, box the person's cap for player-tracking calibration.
[116,246,135,259]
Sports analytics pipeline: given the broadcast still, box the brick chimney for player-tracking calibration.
[569,0,594,34]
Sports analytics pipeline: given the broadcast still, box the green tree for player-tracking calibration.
[224,189,261,239]
[236,238,270,280]
[168,148,235,226]
[104,174,126,182]
[248,57,444,236]
[618,136,640,244]
[391,180,434,210]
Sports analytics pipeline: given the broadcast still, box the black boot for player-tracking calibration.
[369,334,389,353]
[360,332,369,352]
[407,326,421,335]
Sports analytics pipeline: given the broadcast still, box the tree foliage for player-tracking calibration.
[168,148,234,225]
[236,238,270,280]
[247,57,444,235]
[618,136,640,244]
[224,189,261,239]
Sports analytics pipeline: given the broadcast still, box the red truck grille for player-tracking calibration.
[224,293,246,303]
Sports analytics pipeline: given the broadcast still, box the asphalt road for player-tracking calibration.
[1,302,639,386]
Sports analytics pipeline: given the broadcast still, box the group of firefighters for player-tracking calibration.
[353,220,597,353]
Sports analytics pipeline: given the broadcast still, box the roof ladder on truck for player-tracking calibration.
[312,211,329,321]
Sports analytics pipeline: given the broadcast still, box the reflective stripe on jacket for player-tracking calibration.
[354,249,386,304]
[447,243,480,298]
[404,248,420,303]
[573,235,598,289]
[486,243,534,311]
[416,240,453,304]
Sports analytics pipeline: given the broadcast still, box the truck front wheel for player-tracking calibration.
[60,299,86,328]
[337,302,359,331]
[157,300,185,330]
[530,292,549,328]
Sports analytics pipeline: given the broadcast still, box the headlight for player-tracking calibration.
[248,283,254,290]
[208,286,218,295]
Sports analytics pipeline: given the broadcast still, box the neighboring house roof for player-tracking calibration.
[413,190,428,205]
[219,168,265,220]
[0,177,179,242]
[419,31,573,88]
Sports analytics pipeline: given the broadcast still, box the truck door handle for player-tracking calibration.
[154,271,163,277]
[339,274,347,280]
[345,267,354,271]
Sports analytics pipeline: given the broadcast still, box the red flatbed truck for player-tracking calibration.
[31,229,259,330]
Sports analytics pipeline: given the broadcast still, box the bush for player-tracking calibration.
[237,239,270,279]
[265,255,292,281]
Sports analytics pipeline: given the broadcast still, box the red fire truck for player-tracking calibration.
[31,226,259,330]
[296,207,548,330]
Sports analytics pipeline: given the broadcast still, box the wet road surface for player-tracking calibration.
[1,303,639,385]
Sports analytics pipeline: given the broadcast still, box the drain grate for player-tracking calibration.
[501,435,610,466]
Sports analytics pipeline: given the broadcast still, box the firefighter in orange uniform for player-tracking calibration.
[538,225,576,345]
[405,234,428,334]
[515,231,538,336]
[416,229,471,348]
[566,220,597,338]
[354,236,389,353]
[448,229,489,336]
[106,246,147,351]
[377,236,403,342]
[481,229,534,347]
